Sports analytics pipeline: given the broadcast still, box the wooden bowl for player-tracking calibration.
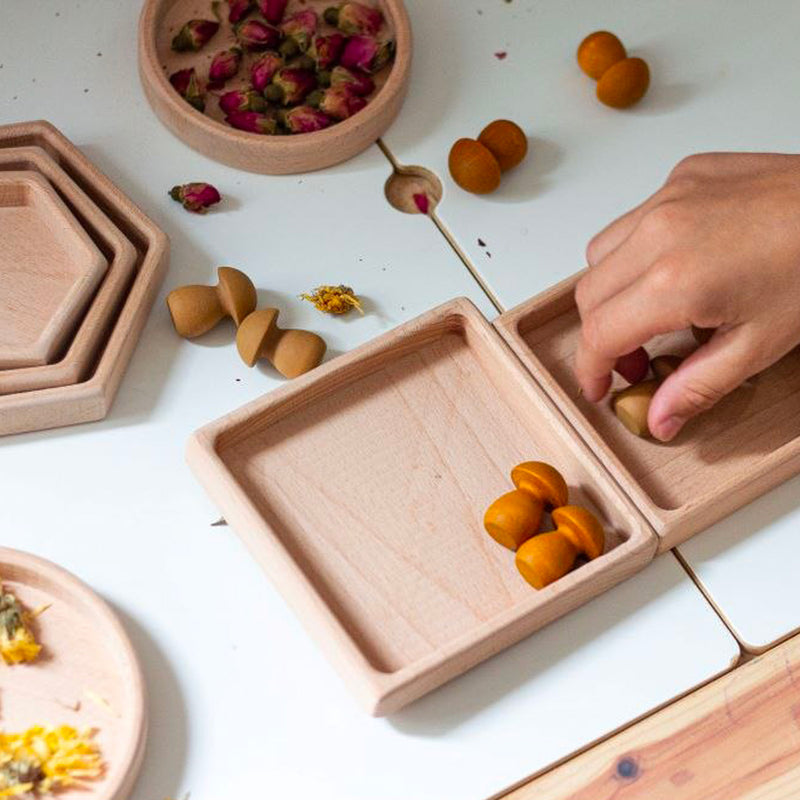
[138,0,411,174]
[0,546,147,800]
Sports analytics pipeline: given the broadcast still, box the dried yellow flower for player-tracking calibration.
[0,725,102,796]
[300,285,364,315]
[0,583,41,665]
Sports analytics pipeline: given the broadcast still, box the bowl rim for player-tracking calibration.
[138,0,411,152]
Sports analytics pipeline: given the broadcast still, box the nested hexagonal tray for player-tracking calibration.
[0,121,169,437]
[0,170,107,369]
[0,148,137,396]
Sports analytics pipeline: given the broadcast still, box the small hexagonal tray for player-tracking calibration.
[0,170,107,368]
[0,147,137,396]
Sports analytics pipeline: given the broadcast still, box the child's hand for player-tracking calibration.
[574,153,800,441]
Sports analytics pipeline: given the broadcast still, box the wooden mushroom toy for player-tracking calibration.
[515,506,605,590]
[166,266,256,338]
[483,461,568,550]
[612,379,659,438]
[236,308,326,379]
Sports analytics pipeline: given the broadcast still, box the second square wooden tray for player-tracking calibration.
[188,298,656,714]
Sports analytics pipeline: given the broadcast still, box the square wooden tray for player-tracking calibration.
[495,272,800,551]
[0,121,169,437]
[0,147,137,395]
[0,170,107,369]
[188,298,656,715]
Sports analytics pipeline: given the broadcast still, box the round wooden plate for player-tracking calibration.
[0,547,147,800]
[138,0,412,174]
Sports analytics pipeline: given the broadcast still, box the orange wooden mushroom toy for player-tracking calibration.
[515,506,605,590]
[483,461,568,550]
[577,31,650,109]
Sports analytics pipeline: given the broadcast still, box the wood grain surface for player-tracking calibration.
[188,297,657,714]
[0,170,106,368]
[506,632,800,800]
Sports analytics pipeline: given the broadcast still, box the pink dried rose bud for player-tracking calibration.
[169,68,206,112]
[226,0,254,23]
[413,193,429,214]
[208,47,243,88]
[169,182,221,213]
[279,105,331,133]
[308,85,367,120]
[235,18,281,51]
[324,3,383,36]
[309,33,346,71]
[250,51,284,92]
[279,9,318,56]
[225,110,278,134]
[258,0,289,25]
[328,64,375,95]
[219,89,268,114]
[263,67,316,105]
[171,19,220,52]
[615,347,651,384]
[340,35,394,73]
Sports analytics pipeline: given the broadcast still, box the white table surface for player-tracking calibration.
[0,2,741,799]
[386,0,800,660]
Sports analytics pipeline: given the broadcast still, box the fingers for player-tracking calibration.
[575,269,690,401]
[647,327,758,441]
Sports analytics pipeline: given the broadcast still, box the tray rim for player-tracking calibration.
[0,169,108,369]
[138,0,412,175]
[0,146,137,395]
[0,120,169,437]
[187,296,657,715]
[0,545,148,800]
[494,270,800,552]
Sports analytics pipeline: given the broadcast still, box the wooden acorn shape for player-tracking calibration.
[483,461,569,550]
[515,506,605,590]
[166,266,257,338]
[236,308,326,379]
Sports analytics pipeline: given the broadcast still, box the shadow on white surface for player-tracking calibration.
[113,606,189,800]
[482,136,564,205]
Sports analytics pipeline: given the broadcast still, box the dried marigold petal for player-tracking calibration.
[300,285,364,315]
[0,583,41,665]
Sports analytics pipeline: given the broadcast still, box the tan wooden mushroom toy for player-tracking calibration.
[236,308,326,379]
[515,505,605,589]
[166,266,256,338]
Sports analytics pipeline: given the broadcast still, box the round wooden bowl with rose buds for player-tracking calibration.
[138,0,411,174]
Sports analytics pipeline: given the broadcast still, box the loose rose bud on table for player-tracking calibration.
[171,19,219,52]
[169,182,222,214]
[169,67,205,111]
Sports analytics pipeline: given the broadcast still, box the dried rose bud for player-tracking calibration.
[308,85,366,120]
[250,51,284,92]
[279,9,318,56]
[324,3,383,36]
[340,35,394,73]
[219,88,268,114]
[278,105,331,133]
[225,110,278,134]
[227,0,254,23]
[171,19,220,52]
[329,64,374,95]
[235,18,281,51]
[263,67,316,105]
[169,68,206,112]
[258,0,288,25]
[413,193,429,214]
[169,182,221,214]
[208,47,243,89]
[308,33,346,71]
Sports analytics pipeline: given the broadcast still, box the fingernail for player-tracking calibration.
[655,415,685,442]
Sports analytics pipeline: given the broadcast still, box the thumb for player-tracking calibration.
[647,327,758,442]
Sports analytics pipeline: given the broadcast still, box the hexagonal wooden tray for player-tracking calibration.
[0,121,169,437]
[0,170,107,369]
[187,298,656,715]
[0,546,147,800]
[0,147,137,395]
[494,271,800,552]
